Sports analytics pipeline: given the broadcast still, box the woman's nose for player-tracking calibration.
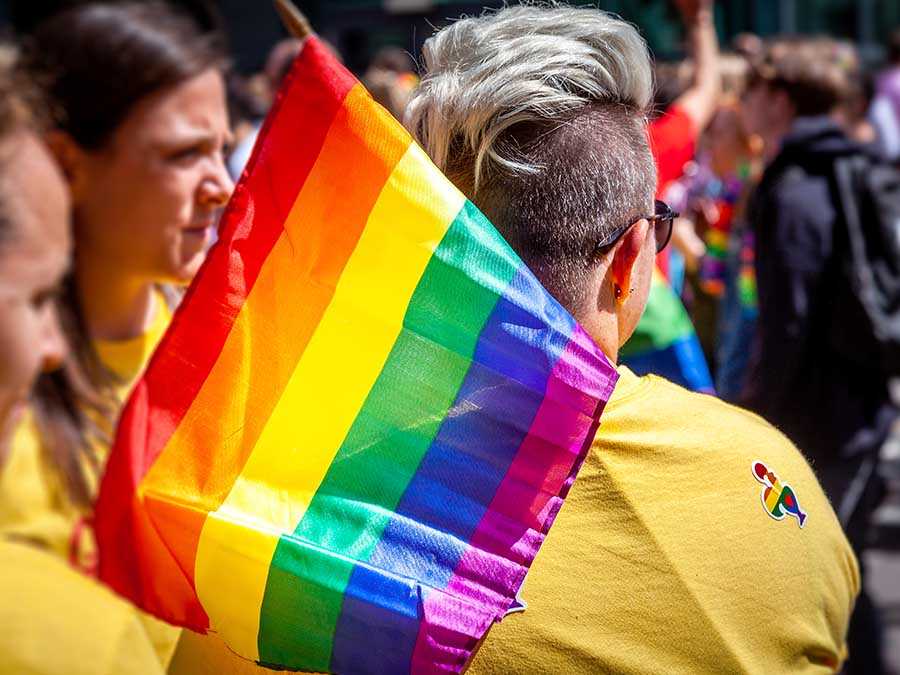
[199,155,236,208]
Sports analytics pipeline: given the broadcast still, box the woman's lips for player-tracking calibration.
[182,224,213,254]
[183,222,213,237]
[185,212,219,232]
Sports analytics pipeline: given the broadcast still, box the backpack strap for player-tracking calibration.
[828,154,900,373]
[832,155,866,254]
[832,156,884,320]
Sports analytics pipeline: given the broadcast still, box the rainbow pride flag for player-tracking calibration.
[620,269,714,393]
[95,36,617,673]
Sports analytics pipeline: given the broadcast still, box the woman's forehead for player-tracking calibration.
[116,69,229,145]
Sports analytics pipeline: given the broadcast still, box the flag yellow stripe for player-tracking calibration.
[193,143,466,659]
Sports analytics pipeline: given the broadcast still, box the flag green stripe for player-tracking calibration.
[256,201,521,670]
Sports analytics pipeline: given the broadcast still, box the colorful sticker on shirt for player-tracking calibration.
[752,461,807,528]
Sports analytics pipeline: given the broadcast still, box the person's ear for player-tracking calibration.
[44,131,90,203]
[609,219,650,305]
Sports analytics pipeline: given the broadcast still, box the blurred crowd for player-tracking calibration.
[0,0,898,673]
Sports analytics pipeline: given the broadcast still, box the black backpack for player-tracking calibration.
[829,154,900,374]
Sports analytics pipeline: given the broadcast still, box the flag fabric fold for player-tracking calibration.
[95,36,617,674]
[620,268,714,393]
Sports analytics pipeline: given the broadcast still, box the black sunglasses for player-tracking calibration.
[594,200,678,255]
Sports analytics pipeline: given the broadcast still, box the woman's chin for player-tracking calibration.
[167,255,206,285]
[169,242,211,283]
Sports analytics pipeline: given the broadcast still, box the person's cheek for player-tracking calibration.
[0,313,33,468]
[0,306,34,416]
[157,167,194,238]
[0,337,15,412]
[21,307,45,388]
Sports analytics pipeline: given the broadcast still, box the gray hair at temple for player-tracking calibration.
[405,4,657,313]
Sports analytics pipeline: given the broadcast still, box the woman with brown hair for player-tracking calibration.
[0,1,233,668]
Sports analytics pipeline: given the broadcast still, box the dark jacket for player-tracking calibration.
[742,116,896,462]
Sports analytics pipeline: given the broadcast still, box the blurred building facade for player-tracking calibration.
[0,0,897,75]
[227,0,900,74]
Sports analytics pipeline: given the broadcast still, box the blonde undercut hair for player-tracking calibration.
[406,3,657,313]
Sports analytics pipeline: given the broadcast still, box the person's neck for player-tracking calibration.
[576,306,620,366]
[75,256,158,342]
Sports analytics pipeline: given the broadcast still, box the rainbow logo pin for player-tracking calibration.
[752,461,807,528]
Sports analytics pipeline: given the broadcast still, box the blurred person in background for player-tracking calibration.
[226,37,343,181]
[618,0,719,393]
[666,51,764,394]
[0,1,233,669]
[732,31,764,63]
[226,38,302,180]
[666,51,755,264]
[827,40,879,149]
[362,46,418,122]
[0,45,165,675]
[709,95,764,400]
[871,28,900,164]
[691,53,757,292]
[741,36,896,675]
[225,72,268,181]
[649,0,720,264]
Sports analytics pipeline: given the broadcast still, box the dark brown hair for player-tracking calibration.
[750,36,858,117]
[27,1,226,149]
[889,28,900,65]
[25,1,226,508]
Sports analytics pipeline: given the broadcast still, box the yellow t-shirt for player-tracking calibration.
[169,367,858,674]
[0,538,164,674]
[0,292,178,668]
[94,290,172,391]
[469,367,858,674]
[0,409,77,560]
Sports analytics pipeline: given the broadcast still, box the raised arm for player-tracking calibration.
[671,0,721,132]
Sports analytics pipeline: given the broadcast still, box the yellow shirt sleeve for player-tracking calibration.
[0,411,78,559]
[0,540,164,675]
[94,288,173,394]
